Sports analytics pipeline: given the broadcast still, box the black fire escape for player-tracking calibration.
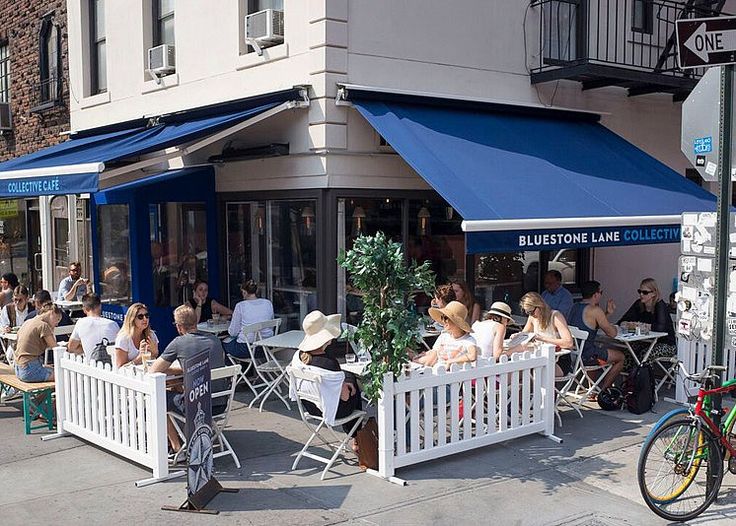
[530,0,728,100]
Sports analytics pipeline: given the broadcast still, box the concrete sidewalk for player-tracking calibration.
[1,389,735,526]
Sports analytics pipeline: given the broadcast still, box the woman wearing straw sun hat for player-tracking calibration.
[472,301,515,361]
[294,311,363,439]
[415,301,478,367]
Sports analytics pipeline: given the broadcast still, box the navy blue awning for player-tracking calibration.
[349,89,716,253]
[0,92,300,198]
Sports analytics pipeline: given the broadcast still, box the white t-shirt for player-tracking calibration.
[228,298,275,343]
[115,330,159,363]
[472,320,504,360]
[432,332,477,365]
[70,316,120,361]
[0,304,29,329]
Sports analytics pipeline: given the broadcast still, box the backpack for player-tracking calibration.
[625,362,655,414]
[598,386,624,411]
[90,337,112,366]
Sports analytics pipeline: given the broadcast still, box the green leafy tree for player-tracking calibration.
[338,232,435,403]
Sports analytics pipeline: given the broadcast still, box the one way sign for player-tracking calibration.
[677,16,736,69]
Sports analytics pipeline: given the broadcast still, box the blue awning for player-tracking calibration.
[0,94,297,198]
[349,90,716,253]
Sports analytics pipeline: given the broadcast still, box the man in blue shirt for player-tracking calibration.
[57,262,90,302]
[541,270,573,319]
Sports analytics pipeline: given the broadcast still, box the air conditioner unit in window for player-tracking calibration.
[245,9,284,50]
[147,44,176,75]
[0,102,11,132]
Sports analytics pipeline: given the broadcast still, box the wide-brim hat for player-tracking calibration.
[428,301,472,333]
[488,301,514,322]
[299,310,342,352]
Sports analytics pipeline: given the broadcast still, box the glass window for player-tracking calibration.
[225,202,267,308]
[548,249,578,287]
[248,0,283,12]
[269,201,317,330]
[155,0,175,46]
[0,200,28,284]
[632,0,653,34]
[90,0,106,94]
[150,202,207,307]
[0,42,9,103]
[475,252,540,316]
[39,19,59,102]
[97,204,131,305]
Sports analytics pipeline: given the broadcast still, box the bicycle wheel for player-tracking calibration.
[638,420,723,522]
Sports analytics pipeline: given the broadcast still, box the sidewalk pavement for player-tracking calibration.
[1,388,735,526]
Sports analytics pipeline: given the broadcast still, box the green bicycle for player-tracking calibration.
[638,362,736,522]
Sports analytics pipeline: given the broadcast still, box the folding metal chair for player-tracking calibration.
[653,355,679,401]
[225,318,281,398]
[287,364,366,480]
[248,319,291,411]
[169,364,242,468]
[569,326,612,409]
[553,346,584,426]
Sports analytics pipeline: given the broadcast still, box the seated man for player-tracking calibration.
[68,294,120,361]
[0,285,31,332]
[149,305,227,452]
[541,270,574,320]
[567,280,624,393]
[57,262,91,302]
[26,290,74,342]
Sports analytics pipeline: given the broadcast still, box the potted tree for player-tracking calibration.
[338,232,435,403]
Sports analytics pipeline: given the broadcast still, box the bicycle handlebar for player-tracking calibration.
[675,361,728,384]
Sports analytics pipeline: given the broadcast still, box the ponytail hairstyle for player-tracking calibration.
[241,279,258,296]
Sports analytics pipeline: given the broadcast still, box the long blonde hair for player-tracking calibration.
[520,292,553,331]
[120,302,152,341]
[452,280,476,315]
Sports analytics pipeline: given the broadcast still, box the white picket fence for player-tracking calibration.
[45,347,182,486]
[374,345,557,482]
[676,338,736,403]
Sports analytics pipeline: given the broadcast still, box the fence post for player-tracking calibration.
[377,372,395,479]
[53,347,67,435]
[540,344,559,442]
[148,372,169,480]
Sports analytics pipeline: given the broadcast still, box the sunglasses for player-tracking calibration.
[136,313,150,320]
[637,289,654,296]
[524,307,537,316]
[440,314,451,323]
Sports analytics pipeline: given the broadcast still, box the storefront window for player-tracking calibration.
[97,204,131,305]
[51,195,70,287]
[270,200,317,330]
[0,200,29,285]
[474,252,538,315]
[225,202,267,307]
[150,202,208,307]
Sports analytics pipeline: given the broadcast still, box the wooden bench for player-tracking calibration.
[0,363,55,434]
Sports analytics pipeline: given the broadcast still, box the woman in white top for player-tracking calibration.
[472,301,514,360]
[225,279,274,360]
[114,302,159,368]
[415,301,478,367]
[520,292,573,376]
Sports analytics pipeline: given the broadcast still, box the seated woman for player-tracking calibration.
[520,292,574,377]
[415,301,478,367]
[0,273,19,309]
[294,310,362,450]
[432,284,456,309]
[472,301,514,361]
[225,279,274,360]
[114,302,159,368]
[13,303,62,383]
[0,285,31,332]
[451,280,482,324]
[188,280,233,324]
[618,277,676,362]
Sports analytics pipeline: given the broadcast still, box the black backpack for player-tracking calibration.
[90,337,112,367]
[625,362,655,414]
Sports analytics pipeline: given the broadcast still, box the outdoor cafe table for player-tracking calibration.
[597,329,669,367]
[197,320,230,336]
[54,300,84,313]
[252,330,305,411]
[1,324,76,364]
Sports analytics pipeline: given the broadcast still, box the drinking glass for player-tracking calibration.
[212,312,221,323]
[140,351,151,372]
[345,353,356,364]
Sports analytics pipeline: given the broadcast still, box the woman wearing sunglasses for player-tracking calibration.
[519,292,574,377]
[617,278,676,363]
[114,302,159,368]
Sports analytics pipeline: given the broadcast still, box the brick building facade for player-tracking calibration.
[0,0,69,162]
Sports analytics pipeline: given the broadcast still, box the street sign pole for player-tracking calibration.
[712,64,733,427]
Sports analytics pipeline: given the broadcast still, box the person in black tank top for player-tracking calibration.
[189,280,233,324]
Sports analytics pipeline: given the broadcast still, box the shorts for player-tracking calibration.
[582,344,609,367]
[15,359,52,382]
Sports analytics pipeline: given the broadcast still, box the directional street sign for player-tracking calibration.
[677,16,736,70]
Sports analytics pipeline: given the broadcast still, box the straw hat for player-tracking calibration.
[428,301,471,333]
[298,310,342,352]
[487,301,514,322]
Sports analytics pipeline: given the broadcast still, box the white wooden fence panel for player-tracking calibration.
[377,345,556,479]
[52,348,171,484]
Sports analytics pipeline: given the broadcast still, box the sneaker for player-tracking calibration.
[2,387,20,401]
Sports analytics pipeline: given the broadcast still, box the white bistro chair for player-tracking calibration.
[569,326,612,409]
[225,318,281,398]
[553,345,584,426]
[170,364,241,468]
[246,319,292,411]
[287,364,367,480]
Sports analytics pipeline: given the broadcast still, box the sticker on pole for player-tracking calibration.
[694,137,713,154]
[728,317,736,335]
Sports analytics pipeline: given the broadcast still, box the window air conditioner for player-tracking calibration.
[147,44,176,75]
[245,9,284,48]
[0,102,11,132]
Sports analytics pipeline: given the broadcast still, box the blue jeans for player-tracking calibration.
[15,359,52,382]
[223,339,264,361]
